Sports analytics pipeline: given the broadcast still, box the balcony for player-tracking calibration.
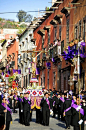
[18,58,21,66]
[21,59,24,65]
[71,0,79,3]
[10,61,15,68]
[48,42,61,63]
[0,62,5,70]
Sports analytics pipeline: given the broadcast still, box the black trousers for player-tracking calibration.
[65,115,71,128]
[74,126,84,130]
[23,110,30,126]
[6,121,10,130]
[61,110,64,121]
[30,109,33,121]
[20,112,24,124]
[58,109,61,119]
[43,109,50,126]
[36,108,40,123]
[53,106,57,117]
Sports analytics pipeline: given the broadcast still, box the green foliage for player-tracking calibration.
[17,28,26,34]
[8,75,14,83]
[8,73,17,83]
[0,18,2,21]
[45,7,50,11]
[0,39,5,43]
[16,10,32,22]
[0,17,28,29]
[19,24,27,28]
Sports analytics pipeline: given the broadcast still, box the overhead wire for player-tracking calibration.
[0,4,86,14]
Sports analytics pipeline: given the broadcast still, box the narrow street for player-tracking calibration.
[10,110,74,130]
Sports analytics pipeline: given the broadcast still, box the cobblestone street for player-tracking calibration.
[10,110,74,130]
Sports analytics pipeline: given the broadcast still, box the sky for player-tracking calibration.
[0,0,52,22]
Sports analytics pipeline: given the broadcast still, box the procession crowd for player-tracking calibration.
[0,87,86,130]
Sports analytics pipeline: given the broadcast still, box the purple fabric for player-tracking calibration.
[71,103,84,116]
[53,101,55,106]
[46,62,51,69]
[7,99,10,104]
[72,100,75,105]
[1,103,12,114]
[46,98,50,109]
[52,58,55,62]
[2,72,4,75]
[14,95,18,100]
[19,97,23,102]
[18,69,21,74]
[28,101,30,105]
[80,42,85,46]
[60,97,65,103]
[24,97,30,105]
[13,69,16,73]
[64,107,71,113]
[7,70,10,75]
[36,67,40,75]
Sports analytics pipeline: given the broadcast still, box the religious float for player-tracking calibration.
[27,77,43,109]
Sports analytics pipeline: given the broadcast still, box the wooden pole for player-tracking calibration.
[78,45,81,130]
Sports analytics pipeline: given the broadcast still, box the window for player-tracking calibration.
[22,42,24,46]
[53,72,55,87]
[42,35,44,49]
[47,70,49,89]
[66,19,69,43]
[44,76,45,86]
[9,35,13,39]
[48,30,50,45]
[75,25,78,39]
[41,78,42,86]
[59,25,61,40]
[61,40,64,53]
[43,48,46,58]
[83,16,86,42]
[54,27,57,41]
[79,20,81,39]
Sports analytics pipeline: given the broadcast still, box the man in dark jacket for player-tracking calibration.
[0,97,12,130]
[40,92,50,126]
[52,92,58,118]
[13,92,18,113]
[23,92,31,126]
[64,94,72,129]
[59,93,65,121]
[71,97,85,130]
[18,93,24,124]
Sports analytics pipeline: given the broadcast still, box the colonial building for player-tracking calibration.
[32,0,86,91]
[18,26,36,88]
